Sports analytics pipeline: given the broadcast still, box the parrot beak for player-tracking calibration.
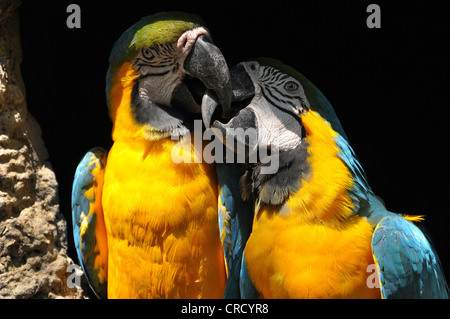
[212,107,258,158]
[178,35,231,123]
[202,63,257,158]
[201,63,255,128]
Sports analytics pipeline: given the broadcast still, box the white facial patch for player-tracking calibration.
[248,97,303,152]
[138,75,179,106]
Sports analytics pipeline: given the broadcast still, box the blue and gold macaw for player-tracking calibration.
[204,58,449,298]
[71,12,232,298]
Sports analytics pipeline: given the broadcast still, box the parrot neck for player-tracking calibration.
[107,62,188,143]
[292,110,356,221]
[108,62,145,142]
[255,110,360,224]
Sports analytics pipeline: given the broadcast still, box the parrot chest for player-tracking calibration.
[101,138,226,298]
[242,110,380,298]
[244,208,380,299]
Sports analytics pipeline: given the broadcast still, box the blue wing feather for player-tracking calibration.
[216,162,256,298]
[333,122,448,298]
[372,216,449,298]
[72,147,108,298]
[240,249,260,299]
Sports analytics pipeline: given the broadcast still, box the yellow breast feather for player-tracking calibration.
[101,63,226,298]
[245,110,380,298]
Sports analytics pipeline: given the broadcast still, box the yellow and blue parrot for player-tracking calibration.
[71,12,232,298]
[204,58,449,298]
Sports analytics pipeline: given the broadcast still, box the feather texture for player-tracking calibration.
[72,148,108,298]
[229,60,448,299]
[101,53,226,297]
[217,162,254,298]
[372,216,449,298]
[244,110,380,298]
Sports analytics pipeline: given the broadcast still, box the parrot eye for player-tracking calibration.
[284,81,299,91]
[142,48,154,60]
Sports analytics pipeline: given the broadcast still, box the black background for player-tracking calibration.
[18,0,450,286]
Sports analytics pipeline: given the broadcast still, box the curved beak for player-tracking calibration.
[202,63,257,159]
[202,63,255,128]
[182,35,231,125]
[212,107,258,157]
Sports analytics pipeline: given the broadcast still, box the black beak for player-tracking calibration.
[201,63,255,128]
[202,63,257,158]
[177,35,231,124]
[212,107,258,158]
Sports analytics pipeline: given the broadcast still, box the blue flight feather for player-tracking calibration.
[216,162,255,298]
[372,215,449,298]
[71,147,108,298]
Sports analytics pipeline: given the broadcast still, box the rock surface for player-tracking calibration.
[0,0,85,298]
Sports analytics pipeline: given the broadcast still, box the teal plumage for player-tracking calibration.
[372,215,448,298]
[334,131,449,298]
[217,162,255,298]
[71,147,108,298]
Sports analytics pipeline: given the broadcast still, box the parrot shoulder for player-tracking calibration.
[372,215,449,298]
[72,147,109,298]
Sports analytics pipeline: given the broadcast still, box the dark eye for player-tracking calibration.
[284,81,299,91]
[142,48,153,59]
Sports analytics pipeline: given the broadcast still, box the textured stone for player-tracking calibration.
[0,0,86,298]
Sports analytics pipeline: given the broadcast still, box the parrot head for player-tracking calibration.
[106,12,231,140]
[202,58,352,204]
[203,58,346,148]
